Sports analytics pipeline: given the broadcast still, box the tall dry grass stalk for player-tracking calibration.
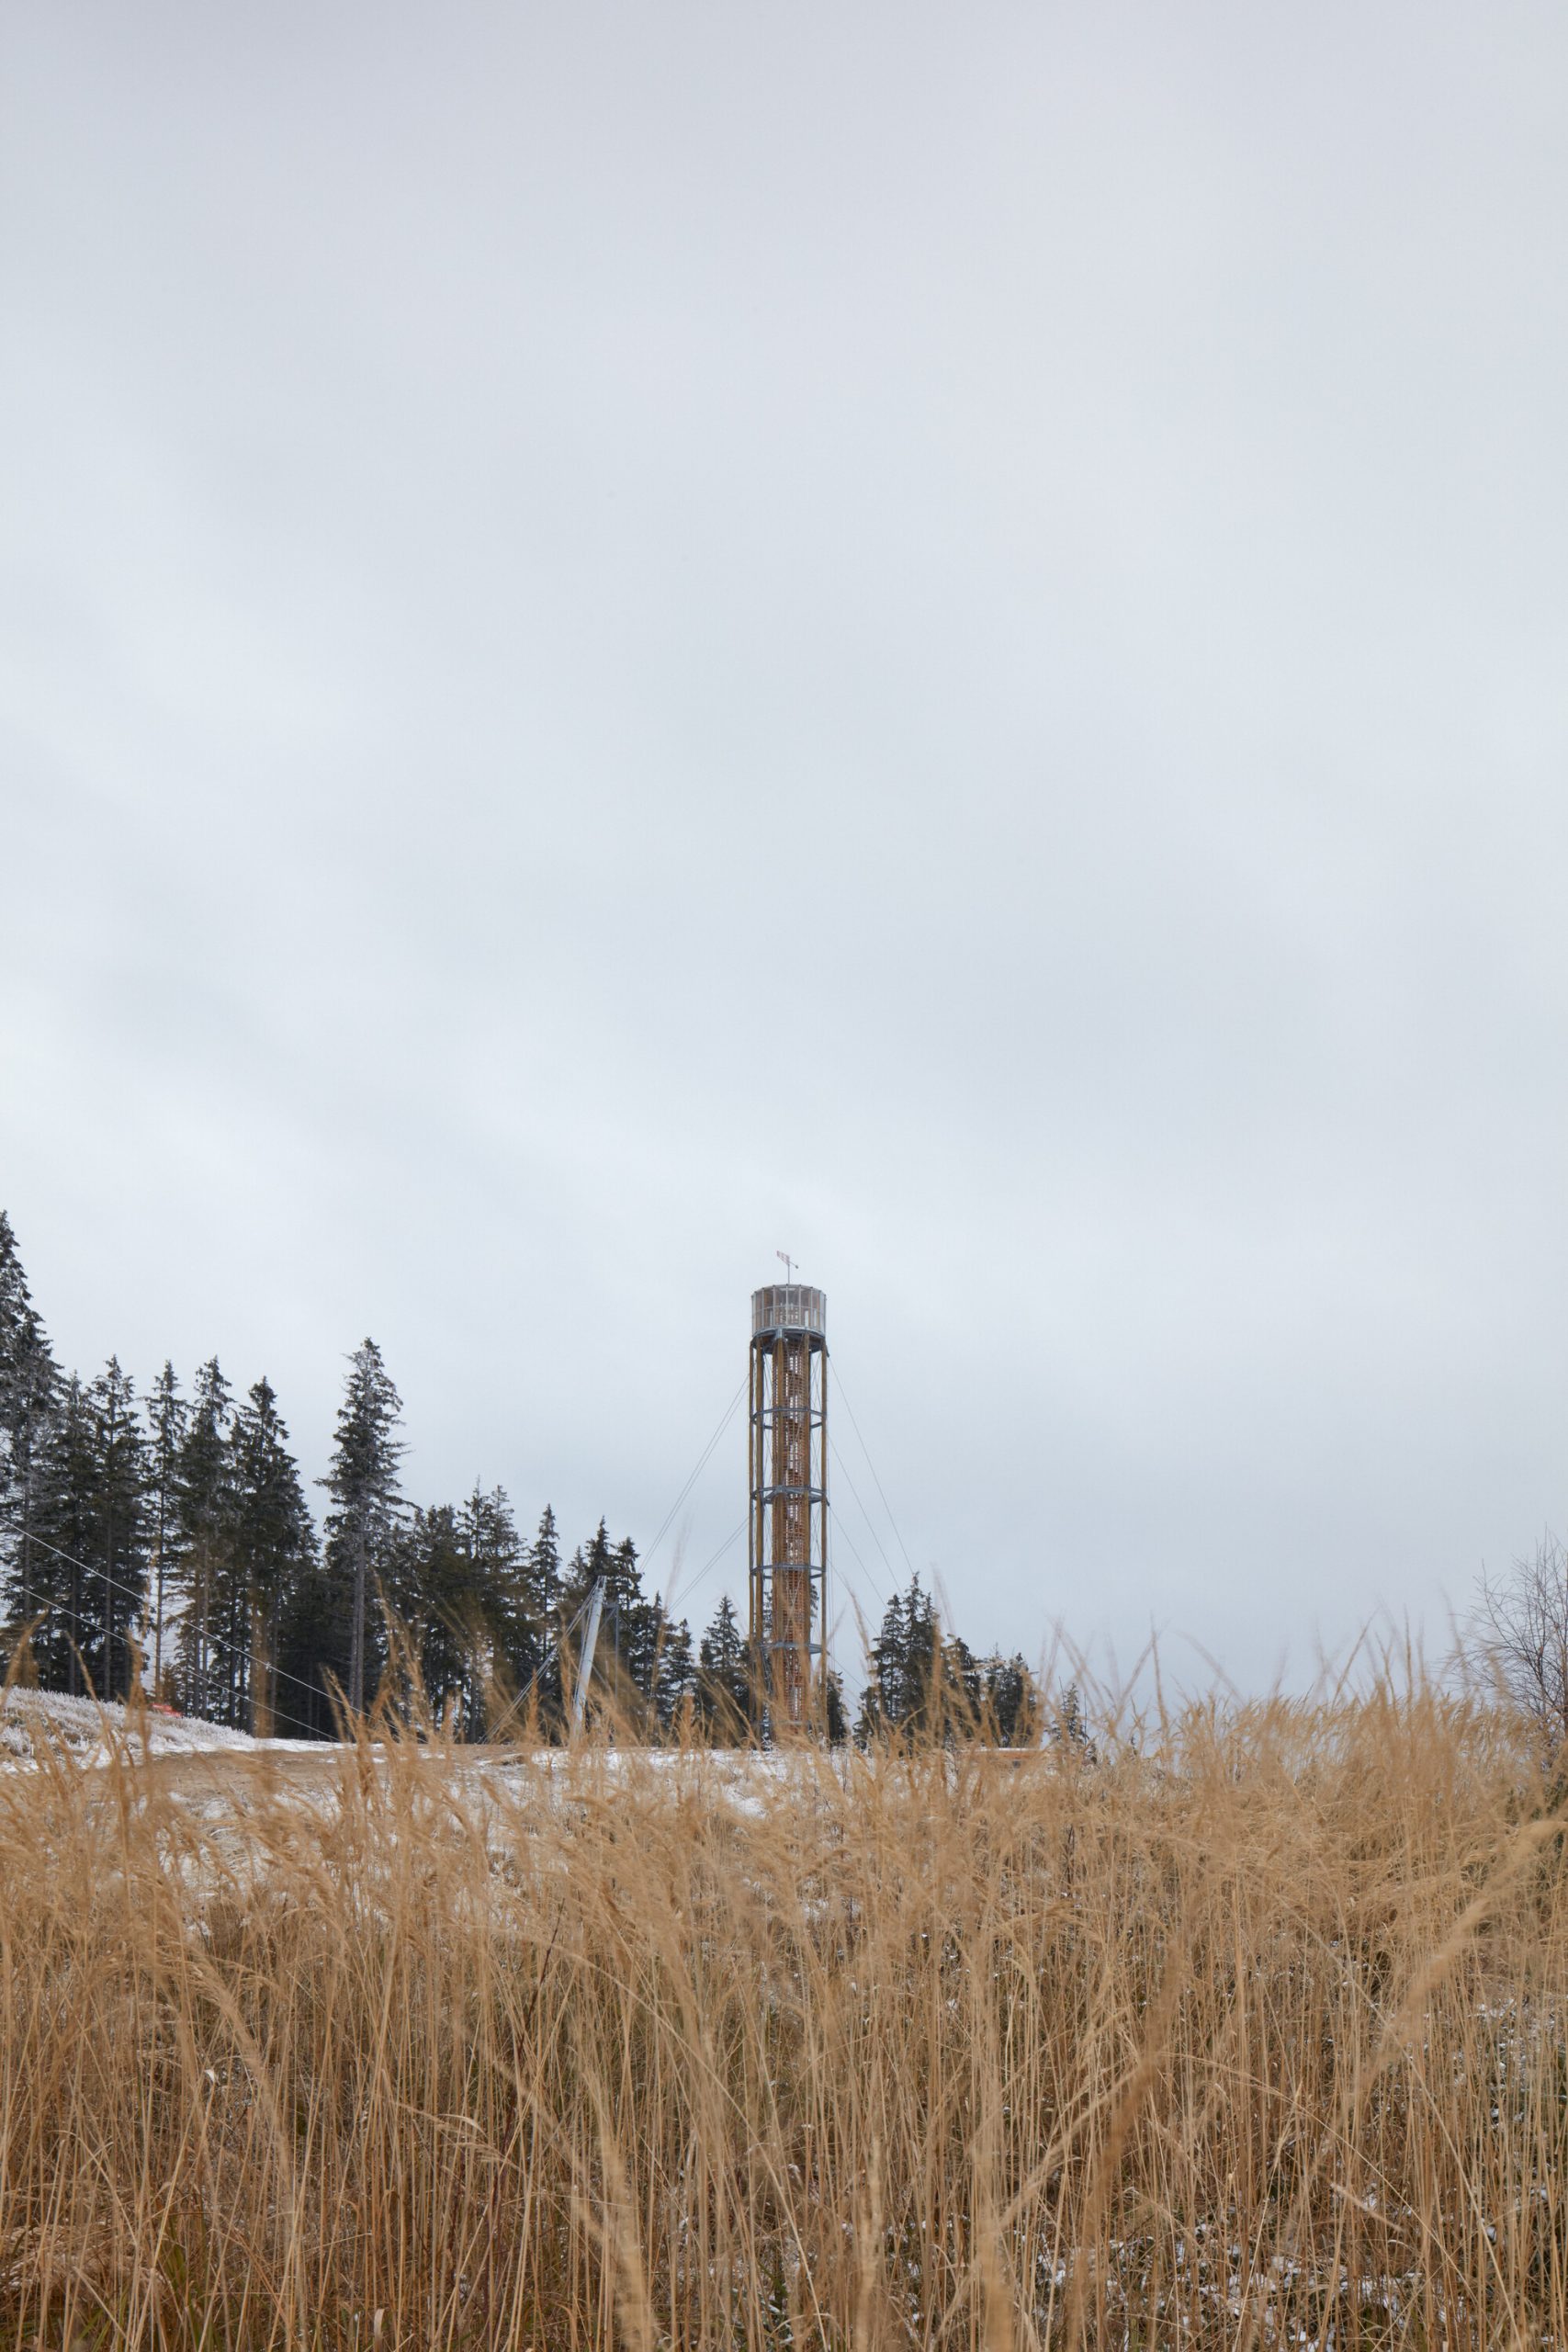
[2,1674,1566,2348]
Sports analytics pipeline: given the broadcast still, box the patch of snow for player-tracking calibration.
[0,1687,308,1770]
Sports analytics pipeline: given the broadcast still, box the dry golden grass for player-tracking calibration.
[3,1675,1567,2348]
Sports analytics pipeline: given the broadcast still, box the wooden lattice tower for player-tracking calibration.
[748,1283,829,1730]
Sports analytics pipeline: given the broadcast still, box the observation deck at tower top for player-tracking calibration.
[751,1283,828,1340]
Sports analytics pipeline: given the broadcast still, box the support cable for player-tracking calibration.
[828,1436,897,1603]
[643,1374,748,1595]
[826,1510,886,1621]
[17,1530,619,1750]
[831,1366,919,1588]
[667,1514,747,1619]
[9,1532,333,1744]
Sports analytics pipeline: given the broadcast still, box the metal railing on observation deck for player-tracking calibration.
[750,1283,827,1339]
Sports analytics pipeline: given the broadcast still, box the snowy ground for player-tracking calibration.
[0,1690,803,1805]
[0,1686,321,1770]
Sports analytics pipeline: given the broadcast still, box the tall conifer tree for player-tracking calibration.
[143,1363,186,1702]
[228,1377,316,1735]
[856,1584,910,1740]
[612,1535,661,1713]
[24,1375,96,1690]
[174,1360,233,1718]
[0,1212,58,1658]
[529,1505,561,1613]
[982,1653,1042,1747]
[653,1613,695,1733]
[319,1340,404,1716]
[462,1485,553,1723]
[697,1593,750,1743]
[386,1502,480,1729]
[856,1576,954,1741]
[557,1522,660,1726]
[88,1357,149,1701]
[526,1505,566,1721]
[23,1361,150,1700]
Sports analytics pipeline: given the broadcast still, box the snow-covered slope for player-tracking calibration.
[0,1688,275,1770]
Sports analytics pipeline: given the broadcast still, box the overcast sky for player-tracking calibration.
[5,2,1568,1692]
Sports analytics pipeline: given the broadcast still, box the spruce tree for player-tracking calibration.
[174,1359,234,1719]
[87,1357,150,1702]
[558,1520,611,1620]
[385,1494,549,1738]
[697,1594,750,1744]
[529,1504,562,1613]
[228,1378,316,1735]
[1049,1680,1095,1761]
[613,1536,662,1715]
[319,1340,404,1716]
[525,1505,566,1724]
[456,1488,525,1732]
[143,1363,186,1702]
[557,1522,654,1728]
[654,1613,695,1734]
[461,1486,552,1724]
[856,1584,911,1741]
[560,1520,618,1720]
[855,1575,967,1742]
[0,1212,59,1660]
[982,1653,1042,1747]
[902,1577,942,1736]
[23,1360,150,1701]
[551,1537,592,1727]
[273,1563,341,1740]
[386,1502,483,1732]
[940,1629,982,1733]
[23,1374,96,1690]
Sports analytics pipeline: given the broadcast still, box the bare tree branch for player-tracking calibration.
[1464,1532,1568,1752]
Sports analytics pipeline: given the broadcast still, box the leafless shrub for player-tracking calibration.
[1464,1530,1568,1753]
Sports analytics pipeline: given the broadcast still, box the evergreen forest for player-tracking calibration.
[0,1212,1041,1744]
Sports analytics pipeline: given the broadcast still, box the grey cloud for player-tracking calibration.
[5,0,1568,1688]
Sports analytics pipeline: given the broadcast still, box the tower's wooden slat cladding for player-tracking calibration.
[748,1284,828,1731]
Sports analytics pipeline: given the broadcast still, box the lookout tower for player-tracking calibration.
[748,1282,829,1729]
